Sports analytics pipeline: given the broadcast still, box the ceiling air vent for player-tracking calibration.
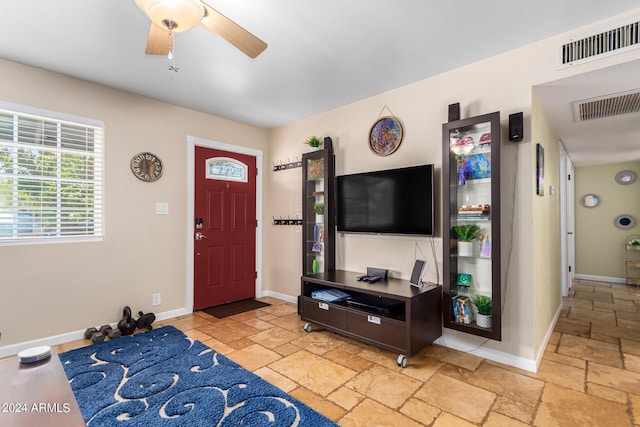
[559,19,639,68]
[571,89,640,122]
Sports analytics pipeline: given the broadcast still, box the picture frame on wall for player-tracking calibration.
[536,143,544,196]
[369,116,403,156]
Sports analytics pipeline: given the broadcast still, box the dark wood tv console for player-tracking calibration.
[300,270,442,367]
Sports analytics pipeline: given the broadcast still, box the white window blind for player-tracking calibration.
[0,105,103,243]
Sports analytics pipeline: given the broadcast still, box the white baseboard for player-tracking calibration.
[434,335,538,373]
[0,307,192,359]
[534,304,562,371]
[261,290,297,305]
[435,303,563,374]
[574,274,626,284]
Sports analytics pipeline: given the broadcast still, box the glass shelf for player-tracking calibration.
[301,139,335,276]
[443,112,501,341]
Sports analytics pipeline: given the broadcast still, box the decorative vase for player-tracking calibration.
[476,313,492,328]
[316,214,324,223]
[458,241,473,257]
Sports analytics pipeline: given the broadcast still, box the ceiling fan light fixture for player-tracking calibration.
[135,0,204,32]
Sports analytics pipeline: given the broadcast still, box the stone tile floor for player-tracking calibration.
[54,279,640,426]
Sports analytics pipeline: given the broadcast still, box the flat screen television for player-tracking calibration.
[336,164,434,236]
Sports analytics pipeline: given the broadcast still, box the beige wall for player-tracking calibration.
[266,9,640,367]
[575,161,640,278]
[531,92,562,350]
[0,59,268,348]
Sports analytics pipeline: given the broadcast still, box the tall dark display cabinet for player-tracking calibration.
[301,137,335,276]
[442,112,502,341]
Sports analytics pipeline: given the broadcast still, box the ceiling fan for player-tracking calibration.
[134,0,267,59]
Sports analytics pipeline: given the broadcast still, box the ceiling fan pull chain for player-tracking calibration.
[166,21,179,72]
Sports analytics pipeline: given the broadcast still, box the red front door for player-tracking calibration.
[194,146,256,310]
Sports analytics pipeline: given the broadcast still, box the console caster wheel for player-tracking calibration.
[304,323,313,333]
[397,354,407,368]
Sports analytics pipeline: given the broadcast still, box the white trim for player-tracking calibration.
[435,304,562,373]
[0,307,191,359]
[0,236,104,247]
[185,136,263,311]
[0,100,104,128]
[574,274,626,284]
[559,142,569,298]
[534,303,562,371]
[434,334,538,373]
[262,290,298,305]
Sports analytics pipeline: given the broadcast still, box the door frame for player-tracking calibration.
[185,136,263,311]
[559,143,569,298]
[566,157,575,290]
[558,141,575,297]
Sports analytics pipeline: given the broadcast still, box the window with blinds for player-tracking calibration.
[0,105,103,243]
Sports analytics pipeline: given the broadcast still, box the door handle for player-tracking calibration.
[195,232,208,241]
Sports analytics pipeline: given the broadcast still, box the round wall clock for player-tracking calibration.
[369,116,403,156]
[130,152,163,182]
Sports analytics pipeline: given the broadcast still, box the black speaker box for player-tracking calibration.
[509,112,523,142]
[448,103,460,122]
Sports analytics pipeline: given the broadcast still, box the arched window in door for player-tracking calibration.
[205,157,248,183]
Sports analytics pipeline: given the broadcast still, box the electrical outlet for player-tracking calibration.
[152,293,161,306]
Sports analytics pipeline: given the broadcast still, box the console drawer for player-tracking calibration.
[301,297,347,330]
[347,311,405,349]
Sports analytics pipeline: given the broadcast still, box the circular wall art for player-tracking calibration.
[614,214,636,230]
[369,116,403,156]
[581,194,600,207]
[615,170,637,185]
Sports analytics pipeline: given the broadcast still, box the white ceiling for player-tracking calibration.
[0,1,638,165]
[535,60,640,166]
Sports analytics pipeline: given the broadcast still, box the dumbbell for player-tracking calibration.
[83,327,106,344]
[98,324,122,340]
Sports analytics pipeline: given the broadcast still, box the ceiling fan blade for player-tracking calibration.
[200,3,267,58]
[145,23,173,55]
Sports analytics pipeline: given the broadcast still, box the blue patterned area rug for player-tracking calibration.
[60,326,338,426]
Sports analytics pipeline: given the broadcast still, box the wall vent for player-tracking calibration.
[559,19,639,68]
[571,89,640,122]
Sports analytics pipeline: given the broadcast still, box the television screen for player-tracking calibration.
[336,164,434,236]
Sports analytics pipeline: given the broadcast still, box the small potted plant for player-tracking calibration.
[304,135,322,150]
[314,202,324,222]
[473,295,492,328]
[451,224,482,257]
